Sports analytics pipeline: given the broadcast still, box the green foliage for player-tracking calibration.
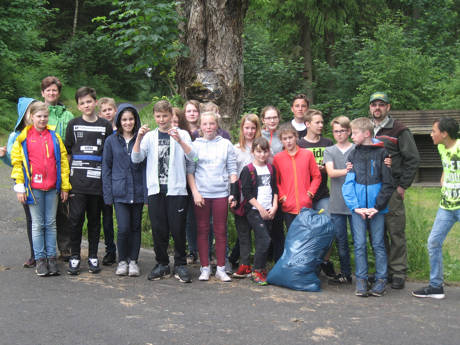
[243,22,306,121]
[94,0,184,96]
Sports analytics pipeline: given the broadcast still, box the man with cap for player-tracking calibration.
[370,92,420,289]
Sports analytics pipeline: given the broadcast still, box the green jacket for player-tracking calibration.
[48,104,74,140]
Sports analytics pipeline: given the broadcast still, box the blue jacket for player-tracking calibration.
[342,140,394,213]
[102,104,146,205]
[1,97,35,167]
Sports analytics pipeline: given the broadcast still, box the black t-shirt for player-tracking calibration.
[298,137,333,201]
[158,130,170,193]
[65,116,113,195]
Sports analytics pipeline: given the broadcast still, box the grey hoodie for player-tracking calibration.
[187,136,237,198]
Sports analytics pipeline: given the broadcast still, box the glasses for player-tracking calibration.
[370,102,387,107]
[333,129,348,134]
[264,117,279,121]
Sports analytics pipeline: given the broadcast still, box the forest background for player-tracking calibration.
[0,0,459,282]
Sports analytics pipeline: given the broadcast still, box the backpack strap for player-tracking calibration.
[247,162,257,186]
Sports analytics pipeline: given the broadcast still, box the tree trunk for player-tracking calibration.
[300,17,314,103]
[72,0,79,36]
[176,0,248,129]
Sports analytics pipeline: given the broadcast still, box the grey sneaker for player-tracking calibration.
[116,261,128,276]
[355,278,368,297]
[35,258,49,276]
[47,257,59,276]
[370,279,387,297]
[174,265,192,283]
[147,263,170,280]
[128,261,140,277]
[225,258,233,275]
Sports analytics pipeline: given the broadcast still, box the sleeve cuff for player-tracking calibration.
[14,184,25,193]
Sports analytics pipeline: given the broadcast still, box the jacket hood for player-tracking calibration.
[114,103,141,135]
[15,97,36,132]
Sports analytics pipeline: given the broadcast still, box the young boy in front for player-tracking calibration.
[412,117,460,300]
[342,118,394,297]
[273,123,321,230]
[324,116,355,284]
[65,87,113,275]
[132,100,195,283]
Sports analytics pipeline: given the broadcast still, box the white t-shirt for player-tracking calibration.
[291,118,306,132]
[254,165,273,210]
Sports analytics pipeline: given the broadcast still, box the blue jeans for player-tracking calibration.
[428,207,460,288]
[330,214,353,276]
[351,212,387,280]
[29,189,58,260]
[114,203,143,262]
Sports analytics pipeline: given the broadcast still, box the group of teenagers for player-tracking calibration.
[1,76,459,300]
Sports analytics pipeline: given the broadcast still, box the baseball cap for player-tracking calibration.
[369,92,390,104]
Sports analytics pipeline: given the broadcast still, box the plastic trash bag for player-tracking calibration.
[267,208,335,291]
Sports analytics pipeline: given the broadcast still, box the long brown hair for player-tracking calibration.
[238,113,261,151]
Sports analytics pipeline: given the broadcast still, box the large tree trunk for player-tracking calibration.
[300,17,313,103]
[73,0,79,36]
[176,0,248,129]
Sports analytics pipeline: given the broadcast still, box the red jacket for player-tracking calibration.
[26,127,57,190]
[273,147,321,214]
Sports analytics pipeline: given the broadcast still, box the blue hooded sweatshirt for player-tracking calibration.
[1,97,35,167]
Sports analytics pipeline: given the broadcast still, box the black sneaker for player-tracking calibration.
[67,257,80,275]
[186,253,197,265]
[88,258,101,274]
[102,251,116,266]
[35,258,49,276]
[391,276,405,289]
[147,264,170,281]
[412,285,445,299]
[174,265,192,283]
[329,273,352,285]
[321,261,336,278]
[47,257,60,276]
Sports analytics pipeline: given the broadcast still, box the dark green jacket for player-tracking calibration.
[375,116,420,189]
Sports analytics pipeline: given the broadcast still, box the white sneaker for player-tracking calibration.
[128,261,140,277]
[199,265,211,281]
[116,261,128,276]
[216,266,232,282]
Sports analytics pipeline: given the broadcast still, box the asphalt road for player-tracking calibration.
[0,163,459,345]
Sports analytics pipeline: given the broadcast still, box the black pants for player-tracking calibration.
[148,193,187,266]
[102,203,116,254]
[234,214,252,265]
[56,199,72,253]
[68,193,103,259]
[269,208,285,262]
[246,209,272,270]
[284,212,297,232]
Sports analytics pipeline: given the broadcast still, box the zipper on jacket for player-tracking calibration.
[291,154,300,213]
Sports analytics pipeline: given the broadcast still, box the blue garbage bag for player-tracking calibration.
[267,208,335,291]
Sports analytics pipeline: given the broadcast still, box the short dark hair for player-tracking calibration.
[292,94,310,107]
[434,117,459,139]
[75,86,96,103]
[251,137,270,152]
[41,76,62,92]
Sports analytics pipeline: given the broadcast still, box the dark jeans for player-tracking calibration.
[148,193,188,266]
[234,214,252,265]
[246,209,272,270]
[68,193,103,259]
[56,199,71,253]
[23,204,33,258]
[114,203,143,262]
[269,208,285,262]
[102,203,116,254]
[185,195,197,255]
